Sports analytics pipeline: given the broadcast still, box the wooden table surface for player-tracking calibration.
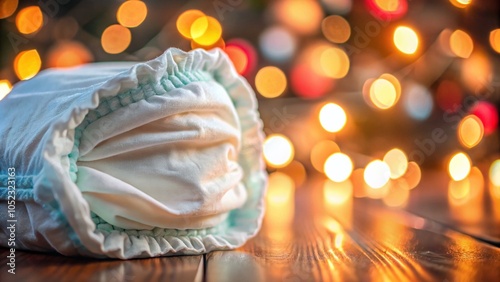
[1,171,499,282]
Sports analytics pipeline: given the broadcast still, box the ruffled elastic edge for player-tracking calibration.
[34,48,268,259]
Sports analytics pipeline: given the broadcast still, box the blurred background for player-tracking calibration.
[1,0,500,218]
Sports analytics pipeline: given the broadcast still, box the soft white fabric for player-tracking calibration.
[0,48,267,259]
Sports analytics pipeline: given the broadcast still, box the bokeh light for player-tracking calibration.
[16,6,43,35]
[383,148,408,179]
[47,41,94,68]
[490,29,500,54]
[450,29,473,58]
[321,15,351,44]
[191,37,225,51]
[319,103,347,133]
[176,9,205,39]
[117,0,147,28]
[402,161,421,189]
[101,24,131,54]
[448,152,471,181]
[449,0,471,9]
[366,0,408,21]
[267,172,295,205]
[226,39,257,76]
[458,115,484,148]
[263,134,294,168]
[324,153,354,182]
[259,25,296,62]
[320,47,350,79]
[393,26,419,54]
[461,50,492,93]
[489,159,500,187]
[436,80,463,112]
[364,160,391,189]
[277,160,307,187]
[310,140,341,173]
[448,178,470,203]
[403,84,433,120]
[291,63,334,99]
[14,49,41,80]
[0,0,18,19]
[224,45,248,75]
[470,101,498,136]
[324,179,353,205]
[255,66,287,98]
[0,80,12,101]
[274,0,323,35]
[383,183,410,207]
[191,16,222,46]
[369,78,398,110]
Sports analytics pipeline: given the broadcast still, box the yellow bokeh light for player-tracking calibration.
[277,160,307,187]
[448,152,471,181]
[321,15,351,44]
[320,47,350,79]
[176,9,205,39]
[369,78,398,109]
[393,26,419,55]
[448,178,470,202]
[364,160,391,189]
[117,0,147,28]
[101,24,131,54]
[402,161,421,189]
[255,66,287,98]
[324,153,353,182]
[458,115,484,148]
[16,6,43,35]
[489,159,500,186]
[374,0,400,12]
[319,103,347,133]
[190,16,222,46]
[383,148,408,179]
[14,49,41,80]
[47,41,93,68]
[0,80,12,101]
[489,29,500,54]
[450,29,473,59]
[0,0,18,19]
[324,179,353,205]
[310,140,340,173]
[263,134,294,168]
[449,0,471,9]
[267,172,295,205]
[274,0,323,35]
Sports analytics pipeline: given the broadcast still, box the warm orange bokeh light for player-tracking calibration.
[225,45,248,75]
[448,152,471,181]
[324,179,353,205]
[14,49,41,80]
[319,103,347,133]
[101,24,131,54]
[190,16,222,46]
[310,140,340,173]
[47,41,94,68]
[191,37,225,51]
[393,26,419,54]
[450,29,473,58]
[274,0,323,35]
[117,0,148,28]
[489,29,500,54]
[0,80,12,101]
[324,153,353,182]
[449,0,471,9]
[458,115,484,148]
[277,160,307,187]
[322,15,351,44]
[176,9,205,39]
[0,0,18,19]
[16,6,43,35]
[263,134,294,168]
[319,47,350,79]
[383,148,408,179]
[255,66,287,98]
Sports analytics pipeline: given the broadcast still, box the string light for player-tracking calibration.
[364,160,391,189]
[255,66,287,98]
[14,49,41,80]
[176,9,205,39]
[319,103,347,133]
[190,16,222,46]
[263,134,294,168]
[393,26,419,54]
[16,6,43,35]
[324,153,353,182]
[457,115,484,148]
[101,24,131,54]
[448,152,471,181]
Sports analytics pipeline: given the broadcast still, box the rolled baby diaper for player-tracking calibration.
[0,48,267,259]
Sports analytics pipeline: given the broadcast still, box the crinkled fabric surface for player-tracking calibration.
[0,48,267,259]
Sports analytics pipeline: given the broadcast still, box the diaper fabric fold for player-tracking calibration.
[0,48,267,259]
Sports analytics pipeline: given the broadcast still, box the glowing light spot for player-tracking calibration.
[267,172,295,205]
[320,47,350,79]
[461,50,492,93]
[277,160,307,187]
[224,45,248,75]
[448,152,471,181]
[191,37,225,51]
[226,39,258,76]
[367,0,407,20]
[291,63,334,99]
[450,29,473,59]
[403,84,433,120]
[448,178,470,202]
[16,6,43,35]
[324,179,353,204]
[255,66,287,98]
[14,49,41,80]
[324,153,353,182]
[369,78,398,110]
[383,148,408,179]
[335,233,344,249]
[191,16,222,46]
[490,29,500,54]
[321,15,351,44]
[374,0,400,11]
[47,41,93,68]
[263,134,294,168]
[403,162,421,189]
[319,103,347,133]
[117,0,147,28]
[458,115,484,148]
[259,25,296,62]
[310,140,341,173]
[470,101,498,136]
[101,24,131,54]
[489,159,500,186]
[383,184,409,207]
[0,80,12,101]
[449,0,471,9]
[176,9,205,39]
[436,80,463,112]
[364,160,391,189]
[274,0,323,35]
[0,0,18,19]
[393,26,419,55]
